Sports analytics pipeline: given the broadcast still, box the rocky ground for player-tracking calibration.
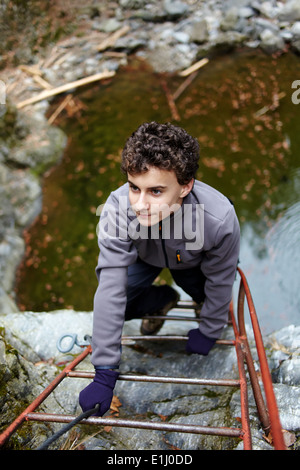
[0,309,299,450]
[0,0,300,451]
[1,0,300,313]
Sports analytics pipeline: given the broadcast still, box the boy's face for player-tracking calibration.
[128,166,193,226]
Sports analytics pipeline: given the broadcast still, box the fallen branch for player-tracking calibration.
[19,64,53,90]
[16,70,116,109]
[172,70,198,101]
[178,58,209,77]
[42,47,62,69]
[97,25,130,52]
[32,75,53,90]
[19,64,43,77]
[161,79,180,121]
[47,94,73,125]
[254,91,286,118]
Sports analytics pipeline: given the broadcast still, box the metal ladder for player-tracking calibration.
[0,267,287,450]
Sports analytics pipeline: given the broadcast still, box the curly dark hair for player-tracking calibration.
[121,122,199,185]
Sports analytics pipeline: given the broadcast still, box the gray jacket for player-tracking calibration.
[91,180,240,368]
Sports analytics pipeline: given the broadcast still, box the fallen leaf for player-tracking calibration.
[283,429,296,447]
[263,432,273,445]
[263,429,295,448]
[158,414,167,422]
[110,395,122,414]
[104,425,112,433]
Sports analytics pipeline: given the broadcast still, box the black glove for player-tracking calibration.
[79,369,119,416]
[186,328,216,356]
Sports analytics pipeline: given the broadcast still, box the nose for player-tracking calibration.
[134,192,150,213]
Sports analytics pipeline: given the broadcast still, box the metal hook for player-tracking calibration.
[56,333,91,353]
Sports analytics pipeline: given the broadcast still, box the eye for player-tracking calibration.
[129,184,140,192]
[151,189,162,196]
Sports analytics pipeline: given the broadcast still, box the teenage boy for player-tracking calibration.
[79,122,240,416]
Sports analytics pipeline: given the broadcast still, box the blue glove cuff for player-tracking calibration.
[186,328,217,356]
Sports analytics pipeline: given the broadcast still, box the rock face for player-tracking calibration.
[0,103,67,314]
[0,310,299,450]
[0,333,59,450]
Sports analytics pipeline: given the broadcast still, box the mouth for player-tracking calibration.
[136,211,151,219]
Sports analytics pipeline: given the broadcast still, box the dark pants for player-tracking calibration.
[125,258,206,321]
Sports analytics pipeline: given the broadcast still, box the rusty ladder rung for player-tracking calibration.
[121,334,234,346]
[25,411,243,438]
[67,370,241,387]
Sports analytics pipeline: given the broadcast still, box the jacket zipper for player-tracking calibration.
[159,222,169,268]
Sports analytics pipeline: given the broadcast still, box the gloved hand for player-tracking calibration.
[186,328,217,356]
[79,369,119,416]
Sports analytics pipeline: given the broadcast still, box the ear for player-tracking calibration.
[180,179,194,198]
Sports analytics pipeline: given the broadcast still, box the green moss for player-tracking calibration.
[0,102,18,140]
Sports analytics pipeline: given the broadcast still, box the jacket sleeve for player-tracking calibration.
[91,193,137,368]
[199,205,240,339]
